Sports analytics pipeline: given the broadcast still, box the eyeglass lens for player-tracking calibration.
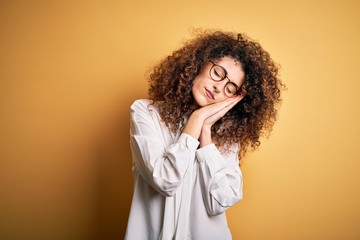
[210,65,238,97]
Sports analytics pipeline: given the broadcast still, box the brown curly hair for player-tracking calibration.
[148,29,285,157]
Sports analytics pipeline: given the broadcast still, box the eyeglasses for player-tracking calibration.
[209,60,240,97]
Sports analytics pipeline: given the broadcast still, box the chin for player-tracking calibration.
[192,91,209,107]
[196,100,210,107]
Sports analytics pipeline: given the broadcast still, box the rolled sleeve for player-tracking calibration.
[176,133,200,151]
[196,144,227,176]
[196,144,243,215]
[130,100,200,197]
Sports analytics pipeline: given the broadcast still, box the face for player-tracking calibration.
[192,56,245,107]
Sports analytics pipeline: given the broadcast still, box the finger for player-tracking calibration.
[227,96,242,109]
[219,96,241,112]
[213,96,242,117]
[203,97,243,126]
[212,97,238,111]
[200,96,242,119]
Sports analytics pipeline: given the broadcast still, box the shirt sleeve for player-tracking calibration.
[130,100,200,197]
[196,143,243,215]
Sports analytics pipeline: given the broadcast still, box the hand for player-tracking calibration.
[197,96,242,147]
[200,96,243,129]
[182,95,243,143]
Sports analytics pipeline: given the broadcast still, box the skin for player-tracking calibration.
[183,56,246,148]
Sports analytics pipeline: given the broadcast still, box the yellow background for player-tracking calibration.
[1,0,360,239]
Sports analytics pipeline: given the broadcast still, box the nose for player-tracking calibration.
[213,85,220,94]
[212,80,228,95]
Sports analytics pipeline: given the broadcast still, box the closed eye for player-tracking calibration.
[226,86,234,94]
[214,69,221,78]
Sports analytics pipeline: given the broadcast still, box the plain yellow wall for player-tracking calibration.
[1,0,360,239]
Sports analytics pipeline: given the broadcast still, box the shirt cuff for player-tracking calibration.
[176,133,200,151]
[196,144,227,175]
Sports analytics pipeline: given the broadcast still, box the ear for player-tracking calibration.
[237,83,247,99]
[237,91,246,102]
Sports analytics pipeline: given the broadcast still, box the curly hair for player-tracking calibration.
[148,29,285,157]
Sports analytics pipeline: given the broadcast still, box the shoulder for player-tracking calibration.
[130,99,160,117]
[130,99,166,131]
[130,99,152,111]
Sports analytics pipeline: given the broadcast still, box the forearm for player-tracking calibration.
[182,110,205,140]
[131,100,201,196]
[199,126,212,148]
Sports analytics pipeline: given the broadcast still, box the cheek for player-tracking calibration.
[192,77,201,90]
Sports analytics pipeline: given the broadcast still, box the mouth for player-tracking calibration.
[205,88,215,100]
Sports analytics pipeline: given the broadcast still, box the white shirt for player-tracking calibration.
[125,99,243,240]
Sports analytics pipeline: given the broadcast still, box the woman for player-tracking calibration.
[125,30,283,240]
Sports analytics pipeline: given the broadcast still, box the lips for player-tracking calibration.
[205,88,215,100]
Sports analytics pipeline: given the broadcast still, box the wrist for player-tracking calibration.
[201,125,212,133]
[199,126,212,148]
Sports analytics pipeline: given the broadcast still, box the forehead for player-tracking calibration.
[213,56,245,85]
